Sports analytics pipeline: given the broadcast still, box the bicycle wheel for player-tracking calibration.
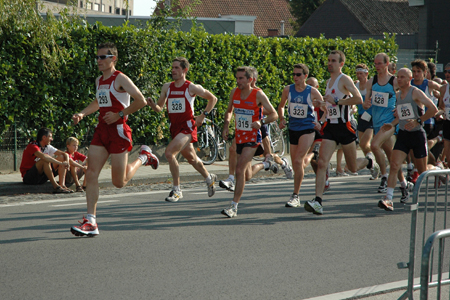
[269,123,285,157]
[194,129,218,165]
[214,127,227,161]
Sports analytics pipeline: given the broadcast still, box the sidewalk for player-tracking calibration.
[0,149,369,196]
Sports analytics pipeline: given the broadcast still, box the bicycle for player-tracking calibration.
[194,108,227,165]
[253,120,286,161]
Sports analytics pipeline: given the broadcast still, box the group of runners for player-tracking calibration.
[68,41,450,237]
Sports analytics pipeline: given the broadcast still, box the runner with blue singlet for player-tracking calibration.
[363,53,407,194]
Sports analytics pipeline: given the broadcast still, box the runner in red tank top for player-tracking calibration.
[220,66,278,218]
[147,57,218,202]
[70,42,159,237]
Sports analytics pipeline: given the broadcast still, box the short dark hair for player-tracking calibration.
[98,42,118,57]
[376,53,390,64]
[411,59,428,72]
[173,57,190,70]
[37,128,52,142]
[236,66,252,79]
[427,62,436,77]
[330,50,345,63]
[293,63,309,75]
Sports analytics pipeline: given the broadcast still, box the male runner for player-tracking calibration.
[219,67,292,192]
[278,63,324,208]
[378,68,437,210]
[304,50,378,215]
[221,66,278,218]
[438,63,450,165]
[147,57,218,202]
[363,53,406,194]
[71,42,159,237]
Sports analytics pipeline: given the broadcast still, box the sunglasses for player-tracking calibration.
[445,70,450,74]
[96,55,114,60]
[293,73,304,77]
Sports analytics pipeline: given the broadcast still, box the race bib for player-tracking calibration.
[361,111,371,122]
[289,102,308,118]
[97,89,112,107]
[397,103,415,120]
[168,98,186,113]
[236,114,252,131]
[372,91,389,108]
[326,103,340,119]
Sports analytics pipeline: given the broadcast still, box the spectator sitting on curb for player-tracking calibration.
[19,127,71,194]
[58,137,87,192]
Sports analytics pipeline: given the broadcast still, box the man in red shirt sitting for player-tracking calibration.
[20,128,71,193]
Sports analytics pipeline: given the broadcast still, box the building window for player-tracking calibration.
[109,6,112,13]
[93,3,99,11]
[115,8,120,15]
[102,4,105,12]
[122,8,126,15]
[80,1,83,8]
[87,2,92,10]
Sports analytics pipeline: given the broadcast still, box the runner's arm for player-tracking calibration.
[277,86,290,129]
[362,78,373,110]
[222,88,236,140]
[147,83,170,113]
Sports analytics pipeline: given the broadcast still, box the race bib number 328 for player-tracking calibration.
[168,98,186,113]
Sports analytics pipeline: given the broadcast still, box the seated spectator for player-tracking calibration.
[58,137,87,192]
[20,127,71,193]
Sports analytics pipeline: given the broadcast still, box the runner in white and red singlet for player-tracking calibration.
[70,42,159,237]
[147,57,218,202]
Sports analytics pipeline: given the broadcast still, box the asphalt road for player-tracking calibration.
[0,175,425,299]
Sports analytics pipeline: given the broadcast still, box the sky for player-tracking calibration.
[133,0,158,16]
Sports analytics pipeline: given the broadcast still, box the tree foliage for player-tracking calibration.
[0,0,397,148]
[289,0,326,32]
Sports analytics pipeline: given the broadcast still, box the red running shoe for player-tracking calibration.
[410,171,419,184]
[70,216,99,237]
[140,145,159,169]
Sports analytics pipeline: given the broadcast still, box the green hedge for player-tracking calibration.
[0,17,397,146]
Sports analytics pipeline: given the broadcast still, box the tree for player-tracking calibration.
[289,0,325,32]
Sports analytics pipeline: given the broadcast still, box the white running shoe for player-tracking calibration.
[304,199,323,215]
[165,190,183,202]
[285,194,300,207]
[221,205,238,218]
[140,145,159,169]
[207,173,217,197]
[265,161,279,174]
[219,178,235,192]
[378,196,394,211]
[281,157,293,179]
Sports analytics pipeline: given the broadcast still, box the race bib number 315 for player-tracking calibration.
[236,114,252,131]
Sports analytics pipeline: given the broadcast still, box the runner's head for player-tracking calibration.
[306,77,319,88]
[355,63,369,82]
[427,62,436,80]
[328,50,345,74]
[66,137,80,154]
[293,63,309,84]
[388,62,396,75]
[445,63,450,81]
[374,53,390,74]
[396,68,413,88]
[248,66,258,88]
[37,128,53,146]
[172,57,189,80]
[235,66,253,90]
[411,59,427,81]
[97,42,118,71]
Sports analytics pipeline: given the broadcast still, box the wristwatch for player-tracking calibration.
[118,111,124,119]
[319,121,324,126]
[334,98,339,105]
[416,118,423,125]
[203,110,209,116]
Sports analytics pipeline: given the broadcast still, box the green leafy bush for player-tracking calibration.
[0,3,397,146]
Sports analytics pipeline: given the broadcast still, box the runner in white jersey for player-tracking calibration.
[304,50,378,215]
[70,42,159,237]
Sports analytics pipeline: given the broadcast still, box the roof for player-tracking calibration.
[340,0,419,34]
[161,0,295,36]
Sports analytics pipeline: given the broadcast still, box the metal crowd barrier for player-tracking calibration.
[398,169,450,299]
[420,228,450,299]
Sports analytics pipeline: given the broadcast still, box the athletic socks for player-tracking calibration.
[400,180,407,189]
[228,175,235,181]
[86,214,96,225]
[231,201,238,209]
[173,185,181,192]
[386,187,394,200]
[138,154,147,165]
[263,162,270,170]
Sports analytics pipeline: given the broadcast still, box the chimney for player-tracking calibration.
[281,20,285,35]
[268,29,278,37]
